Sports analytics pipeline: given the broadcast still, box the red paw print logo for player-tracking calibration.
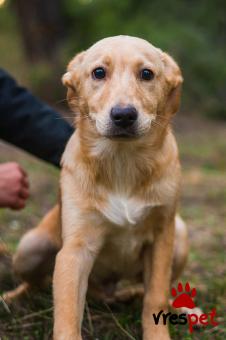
[171,282,196,309]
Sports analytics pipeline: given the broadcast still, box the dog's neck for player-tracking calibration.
[80,123,175,191]
[62,117,178,196]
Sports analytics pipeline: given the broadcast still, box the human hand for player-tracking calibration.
[0,162,30,210]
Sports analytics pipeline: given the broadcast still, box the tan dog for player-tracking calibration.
[7,36,189,340]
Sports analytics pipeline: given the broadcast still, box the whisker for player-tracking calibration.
[75,115,93,124]
[54,98,68,104]
[54,93,86,105]
[54,116,74,120]
[152,121,167,129]
[155,115,171,121]
[68,95,86,102]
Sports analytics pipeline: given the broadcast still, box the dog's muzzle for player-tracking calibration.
[110,105,138,128]
[108,105,138,138]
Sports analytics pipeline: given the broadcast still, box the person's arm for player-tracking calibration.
[0,69,74,167]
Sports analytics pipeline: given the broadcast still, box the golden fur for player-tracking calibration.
[8,36,188,340]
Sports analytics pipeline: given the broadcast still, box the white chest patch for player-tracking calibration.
[102,193,154,227]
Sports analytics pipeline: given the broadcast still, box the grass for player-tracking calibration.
[0,114,226,339]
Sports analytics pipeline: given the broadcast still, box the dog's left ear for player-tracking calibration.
[161,52,183,115]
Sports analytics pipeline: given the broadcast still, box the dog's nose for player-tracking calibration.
[110,105,138,128]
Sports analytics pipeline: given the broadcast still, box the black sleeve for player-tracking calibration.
[0,68,74,167]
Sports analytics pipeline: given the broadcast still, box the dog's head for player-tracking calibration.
[63,36,183,140]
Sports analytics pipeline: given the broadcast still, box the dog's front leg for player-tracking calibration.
[142,214,175,340]
[53,240,88,339]
[52,164,106,340]
[53,224,105,340]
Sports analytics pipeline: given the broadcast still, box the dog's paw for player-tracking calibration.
[143,330,171,340]
[143,325,171,340]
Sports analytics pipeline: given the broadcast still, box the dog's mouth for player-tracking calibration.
[95,117,151,140]
[104,126,140,140]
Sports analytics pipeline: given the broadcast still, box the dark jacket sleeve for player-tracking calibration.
[0,68,74,167]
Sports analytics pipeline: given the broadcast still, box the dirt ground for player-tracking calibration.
[0,113,225,340]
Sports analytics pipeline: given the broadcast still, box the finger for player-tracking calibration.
[19,188,30,199]
[21,177,29,188]
[11,199,26,210]
[17,165,28,178]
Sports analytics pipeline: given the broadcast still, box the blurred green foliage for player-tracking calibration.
[62,0,226,118]
[0,0,226,118]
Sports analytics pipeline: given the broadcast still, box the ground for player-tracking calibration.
[0,114,225,340]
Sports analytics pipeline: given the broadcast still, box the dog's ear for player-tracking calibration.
[161,52,183,115]
[62,51,86,92]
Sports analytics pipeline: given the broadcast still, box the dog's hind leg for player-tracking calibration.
[3,204,61,303]
[171,215,189,282]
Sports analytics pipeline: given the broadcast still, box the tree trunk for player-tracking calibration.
[14,0,64,63]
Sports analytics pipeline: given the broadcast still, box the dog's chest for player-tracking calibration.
[93,225,151,280]
[90,194,157,281]
[101,193,152,227]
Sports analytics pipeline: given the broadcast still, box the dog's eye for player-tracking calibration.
[92,67,106,80]
[140,69,154,81]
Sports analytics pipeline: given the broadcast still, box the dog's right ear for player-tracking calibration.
[62,51,86,92]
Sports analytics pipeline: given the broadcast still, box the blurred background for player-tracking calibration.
[1,0,226,117]
[0,1,225,339]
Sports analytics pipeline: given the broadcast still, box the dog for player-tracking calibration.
[5,36,188,340]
